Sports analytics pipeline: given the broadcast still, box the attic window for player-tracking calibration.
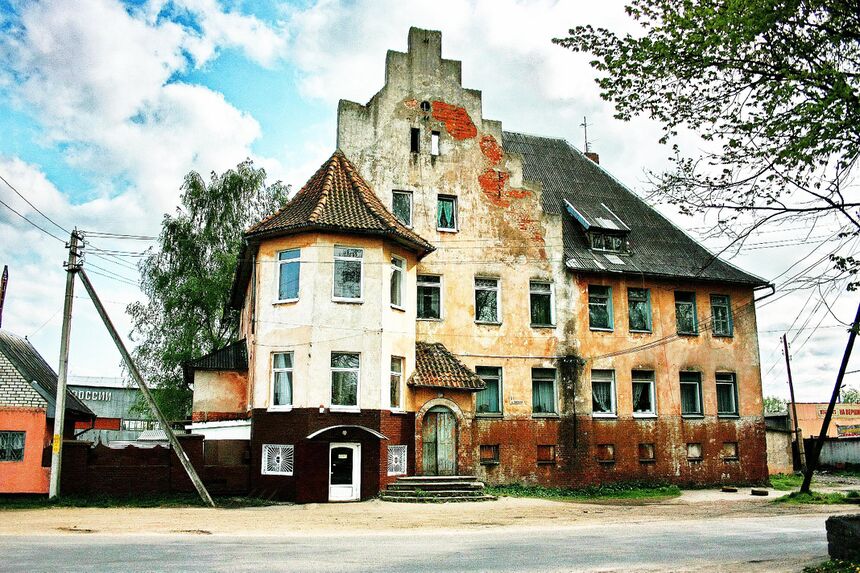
[590,231,624,252]
[410,128,420,153]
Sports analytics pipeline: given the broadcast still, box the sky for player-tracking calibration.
[0,0,856,403]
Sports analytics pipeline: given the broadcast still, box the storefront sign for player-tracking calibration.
[816,404,860,418]
[836,424,860,438]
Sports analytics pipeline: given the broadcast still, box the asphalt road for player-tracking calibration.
[0,514,831,572]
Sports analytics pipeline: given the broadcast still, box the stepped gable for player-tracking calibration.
[246,150,435,258]
[503,131,768,286]
[408,342,485,391]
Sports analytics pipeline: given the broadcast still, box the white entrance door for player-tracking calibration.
[329,443,361,501]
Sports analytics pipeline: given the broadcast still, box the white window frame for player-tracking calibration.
[475,366,503,416]
[389,356,404,412]
[387,444,408,476]
[529,280,555,327]
[390,255,406,310]
[588,285,614,331]
[332,246,364,303]
[269,351,294,412]
[680,371,703,416]
[437,195,458,232]
[716,372,739,417]
[261,444,294,476]
[417,274,443,320]
[275,248,300,303]
[330,352,361,412]
[474,277,501,324]
[531,368,558,416]
[430,131,440,156]
[632,370,657,418]
[392,190,413,228]
[591,369,617,418]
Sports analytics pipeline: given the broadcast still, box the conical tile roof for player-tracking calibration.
[246,151,434,257]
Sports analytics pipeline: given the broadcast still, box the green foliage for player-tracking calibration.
[770,472,803,490]
[486,482,681,501]
[764,395,788,413]
[0,494,281,510]
[776,490,850,504]
[803,561,860,573]
[127,160,289,420]
[554,0,860,289]
[841,386,860,403]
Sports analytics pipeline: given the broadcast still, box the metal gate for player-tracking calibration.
[422,407,456,475]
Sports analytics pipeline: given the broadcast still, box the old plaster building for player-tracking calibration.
[188,28,771,502]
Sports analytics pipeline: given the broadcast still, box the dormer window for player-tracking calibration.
[590,231,625,252]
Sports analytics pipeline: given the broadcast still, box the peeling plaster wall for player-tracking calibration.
[191,370,248,422]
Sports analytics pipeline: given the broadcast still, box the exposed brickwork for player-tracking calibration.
[480,134,503,165]
[192,410,251,423]
[0,352,47,408]
[431,101,477,140]
[249,408,415,502]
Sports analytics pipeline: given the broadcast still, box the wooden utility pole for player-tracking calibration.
[800,301,860,494]
[77,268,215,507]
[0,265,8,328]
[783,334,806,471]
[49,230,81,499]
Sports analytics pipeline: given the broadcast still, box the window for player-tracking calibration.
[632,370,656,416]
[390,357,403,410]
[121,419,158,431]
[277,249,300,301]
[390,256,405,308]
[722,442,739,461]
[476,366,502,414]
[387,445,407,476]
[431,131,440,156]
[537,445,556,464]
[333,246,363,301]
[417,275,442,319]
[590,232,624,252]
[711,294,733,336]
[410,127,420,153]
[480,444,500,464]
[271,352,293,409]
[716,372,738,416]
[437,195,457,231]
[392,190,412,226]
[588,285,613,330]
[331,352,360,409]
[638,443,656,462]
[532,368,557,414]
[596,444,615,462]
[628,288,652,332]
[687,443,703,461]
[530,281,554,326]
[675,292,698,334]
[475,278,500,323]
[262,444,294,476]
[0,431,25,462]
[680,371,703,416]
[591,369,616,416]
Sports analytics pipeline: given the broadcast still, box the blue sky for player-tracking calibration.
[0,0,856,402]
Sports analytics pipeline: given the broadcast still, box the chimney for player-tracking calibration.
[585,151,600,165]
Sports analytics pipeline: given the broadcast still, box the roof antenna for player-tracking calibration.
[580,116,591,153]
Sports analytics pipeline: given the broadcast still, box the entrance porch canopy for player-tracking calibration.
[305,425,388,440]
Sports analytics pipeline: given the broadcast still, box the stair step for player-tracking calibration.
[395,475,478,481]
[381,489,488,498]
[387,481,484,491]
[379,494,497,503]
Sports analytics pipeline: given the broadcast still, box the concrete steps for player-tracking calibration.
[379,475,496,503]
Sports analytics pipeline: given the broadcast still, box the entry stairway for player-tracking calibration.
[379,475,496,503]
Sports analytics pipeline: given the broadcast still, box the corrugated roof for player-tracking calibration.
[246,150,435,257]
[408,342,486,391]
[183,340,248,385]
[503,131,768,286]
[0,330,94,418]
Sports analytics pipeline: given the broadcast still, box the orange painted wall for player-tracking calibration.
[791,402,860,438]
[0,408,50,494]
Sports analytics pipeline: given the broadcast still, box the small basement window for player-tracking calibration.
[480,444,500,465]
[596,444,615,463]
[638,443,656,462]
[410,127,420,153]
[687,443,703,461]
[537,445,556,464]
[722,442,739,461]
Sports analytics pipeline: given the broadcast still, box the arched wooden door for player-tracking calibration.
[422,406,457,475]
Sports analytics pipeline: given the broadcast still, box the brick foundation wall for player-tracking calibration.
[249,408,415,502]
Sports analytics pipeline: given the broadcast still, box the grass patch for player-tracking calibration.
[803,559,860,572]
[486,482,681,502]
[775,491,850,505]
[770,473,804,491]
[0,494,282,510]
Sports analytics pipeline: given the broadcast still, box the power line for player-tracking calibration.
[0,172,70,235]
[0,196,66,243]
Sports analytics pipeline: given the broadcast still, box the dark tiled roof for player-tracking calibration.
[183,340,248,385]
[0,330,94,418]
[503,132,768,286]
[246,150,435,257]
[409,342,486,391]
